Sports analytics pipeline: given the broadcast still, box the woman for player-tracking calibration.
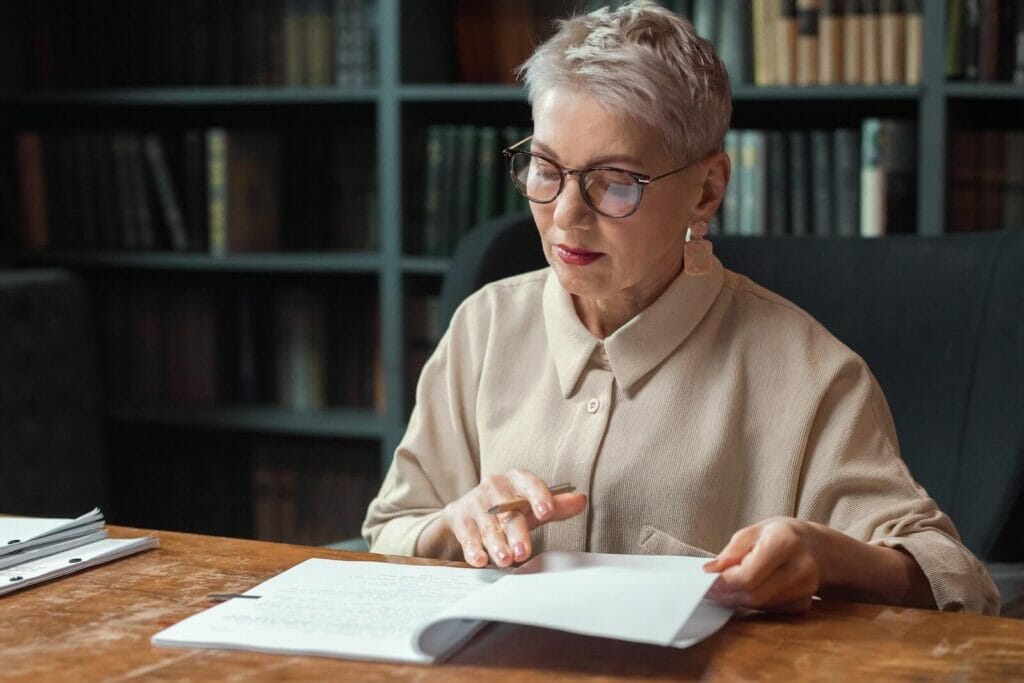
[364,1,998,615]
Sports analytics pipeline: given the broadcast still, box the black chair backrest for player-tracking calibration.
[439,213,1024,560]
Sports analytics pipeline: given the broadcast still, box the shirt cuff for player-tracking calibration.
[875,529,1001,615]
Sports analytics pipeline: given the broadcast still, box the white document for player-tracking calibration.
[0,536,159,597]
[0,529,108,570]
[152,552,733,663]
[0,508,104,557]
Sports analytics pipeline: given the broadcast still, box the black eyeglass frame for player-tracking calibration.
[501,134,697,219]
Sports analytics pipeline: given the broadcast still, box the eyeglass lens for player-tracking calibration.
[509,152,642,218]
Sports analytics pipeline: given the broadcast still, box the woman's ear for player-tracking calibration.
[691,152,731,222]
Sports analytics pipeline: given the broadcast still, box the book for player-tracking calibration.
[796,0,820,85]
[152,552,732,663]
[833,127,862,237]
[738,130,767,236]
[880,0,906,84]
[0,509,158,597]
[862,0,881,84]
[788,130,812,236]
[207,129,281,255]
[904,0,922,84]
[719,0,752,84]
[810,129,835,235]
[15,131,50,250]
[777,0,799,84]
[819,0,843,84]
[843,0,864,83]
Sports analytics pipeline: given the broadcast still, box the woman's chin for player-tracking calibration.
[549,261,614,301]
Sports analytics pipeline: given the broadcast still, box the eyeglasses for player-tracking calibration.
[501,135,695,219]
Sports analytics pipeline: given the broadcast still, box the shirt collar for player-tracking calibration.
[543,257,724,398]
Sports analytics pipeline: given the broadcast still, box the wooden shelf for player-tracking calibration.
[943,82,1024,100]
[106,404,385,440]
[0,87,378,107]
[730,85,921,100]
[15,250,382,274]
[400,256,450,275]
[399,84,527,102]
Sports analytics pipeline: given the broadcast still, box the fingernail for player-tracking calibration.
[513,542,526,558]
[497,549,509,562]
[537,502,551,518]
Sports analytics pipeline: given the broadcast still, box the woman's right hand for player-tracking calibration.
[425,469,588,568]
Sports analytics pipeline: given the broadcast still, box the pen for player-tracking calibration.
[486,483,576,515]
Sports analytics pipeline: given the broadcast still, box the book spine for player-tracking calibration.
[843,0,864,83]
[788,130,811,236]
[207,128,228,256]
[739,130,767,236]
[421,126,443,255]
[904,0,922,84]
[796,0,820,85]
[767,130,790,235]
[946,0,965,79]
[722,130,742,235]
[860,118,884,236]
[719,0,753,84]
[810,129,834,235]
[963,0,981,80]
[833,127,861,237]
[144,134,189,251]
[474,127,499,226]
[819,0,843,85]
[1002,130,1024,227]
[777,0,799,84]
[861,0,881,84]
[879,0,905,84]
[15,131,50,250]
[1015,0,1024,83]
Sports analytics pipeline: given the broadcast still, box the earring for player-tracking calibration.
[684,220,713,276]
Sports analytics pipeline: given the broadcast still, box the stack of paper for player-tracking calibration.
[0,509,158,596]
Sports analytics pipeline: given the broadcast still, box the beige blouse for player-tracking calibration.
[363,257,1000,615]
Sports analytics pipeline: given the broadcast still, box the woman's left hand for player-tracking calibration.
[702,517,824,613]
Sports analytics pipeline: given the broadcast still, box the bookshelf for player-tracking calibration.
[2,0,1022,540]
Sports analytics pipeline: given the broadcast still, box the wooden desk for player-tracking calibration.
[3,527,1022,681]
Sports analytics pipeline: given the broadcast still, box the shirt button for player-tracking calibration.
[586,398,600,414]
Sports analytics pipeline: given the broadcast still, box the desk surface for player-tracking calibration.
[2,527,1022,681]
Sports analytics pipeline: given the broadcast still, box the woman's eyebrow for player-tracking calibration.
[530,139,644,168]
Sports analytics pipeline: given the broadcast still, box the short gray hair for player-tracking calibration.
[518,1,732,164]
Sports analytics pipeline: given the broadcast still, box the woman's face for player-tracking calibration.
[529,87,706,306]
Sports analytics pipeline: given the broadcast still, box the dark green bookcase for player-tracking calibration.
[2,0,1021,536]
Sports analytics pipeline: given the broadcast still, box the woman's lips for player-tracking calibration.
[555,244,603,266]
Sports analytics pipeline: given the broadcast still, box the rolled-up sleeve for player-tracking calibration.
[796,357,1000,615]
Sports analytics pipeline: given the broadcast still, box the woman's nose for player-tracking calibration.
[552,174,594,228]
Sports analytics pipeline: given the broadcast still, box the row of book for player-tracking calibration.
[947,0,1024,82]
[14,0,376,89]
[251,439,380,544]
[651,0,923,86]
[15,127,376,253]
[100,285,381,412]
[418,125,531,257]
[948,129,1024,231]
[717,119,916,237]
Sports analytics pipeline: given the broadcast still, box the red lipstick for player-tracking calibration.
[555,244,603,266]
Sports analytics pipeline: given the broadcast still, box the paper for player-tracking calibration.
[0,508,104,557]
[415,552,729,654]
[0,529,108,570]
[153,559,504,663]
[0,536,159,597]
[153,551,733,663]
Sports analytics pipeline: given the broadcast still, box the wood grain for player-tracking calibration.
[1,526,1021,681]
